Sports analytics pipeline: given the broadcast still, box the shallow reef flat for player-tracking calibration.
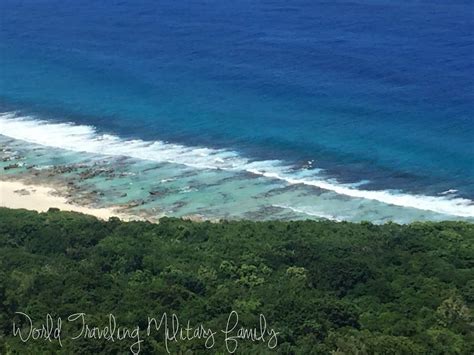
[1,135,472,224]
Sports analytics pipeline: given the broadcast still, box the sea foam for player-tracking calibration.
[1,112,473,218]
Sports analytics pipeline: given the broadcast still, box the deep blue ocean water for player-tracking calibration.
[1,0,473,221]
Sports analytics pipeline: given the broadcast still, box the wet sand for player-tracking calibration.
[0,180,135,220]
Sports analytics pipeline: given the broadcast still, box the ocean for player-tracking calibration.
[1,0,473,222]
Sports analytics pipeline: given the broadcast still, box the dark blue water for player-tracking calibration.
[1,0,473,198]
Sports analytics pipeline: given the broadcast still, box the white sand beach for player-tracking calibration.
[0,180,133,220]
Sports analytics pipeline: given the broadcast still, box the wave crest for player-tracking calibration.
[1,112,473,218]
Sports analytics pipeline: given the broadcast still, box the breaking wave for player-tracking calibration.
[1,112,473,218]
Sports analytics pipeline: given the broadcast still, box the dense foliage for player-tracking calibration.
[0,207,472,354]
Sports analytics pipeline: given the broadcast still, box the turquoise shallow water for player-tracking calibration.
[1,0,473,221]
[1,134,472,223]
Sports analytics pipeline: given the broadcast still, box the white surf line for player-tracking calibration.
[1,112,473,218]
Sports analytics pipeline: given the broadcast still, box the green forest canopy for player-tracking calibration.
[0,207,472,354]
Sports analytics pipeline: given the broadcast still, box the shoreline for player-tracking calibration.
[0,179,136,221]
[0,178,214,223]
[1,133,473,224]
[1,178,473,226]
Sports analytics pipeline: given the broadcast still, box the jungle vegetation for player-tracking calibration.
[0,207,472,354]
